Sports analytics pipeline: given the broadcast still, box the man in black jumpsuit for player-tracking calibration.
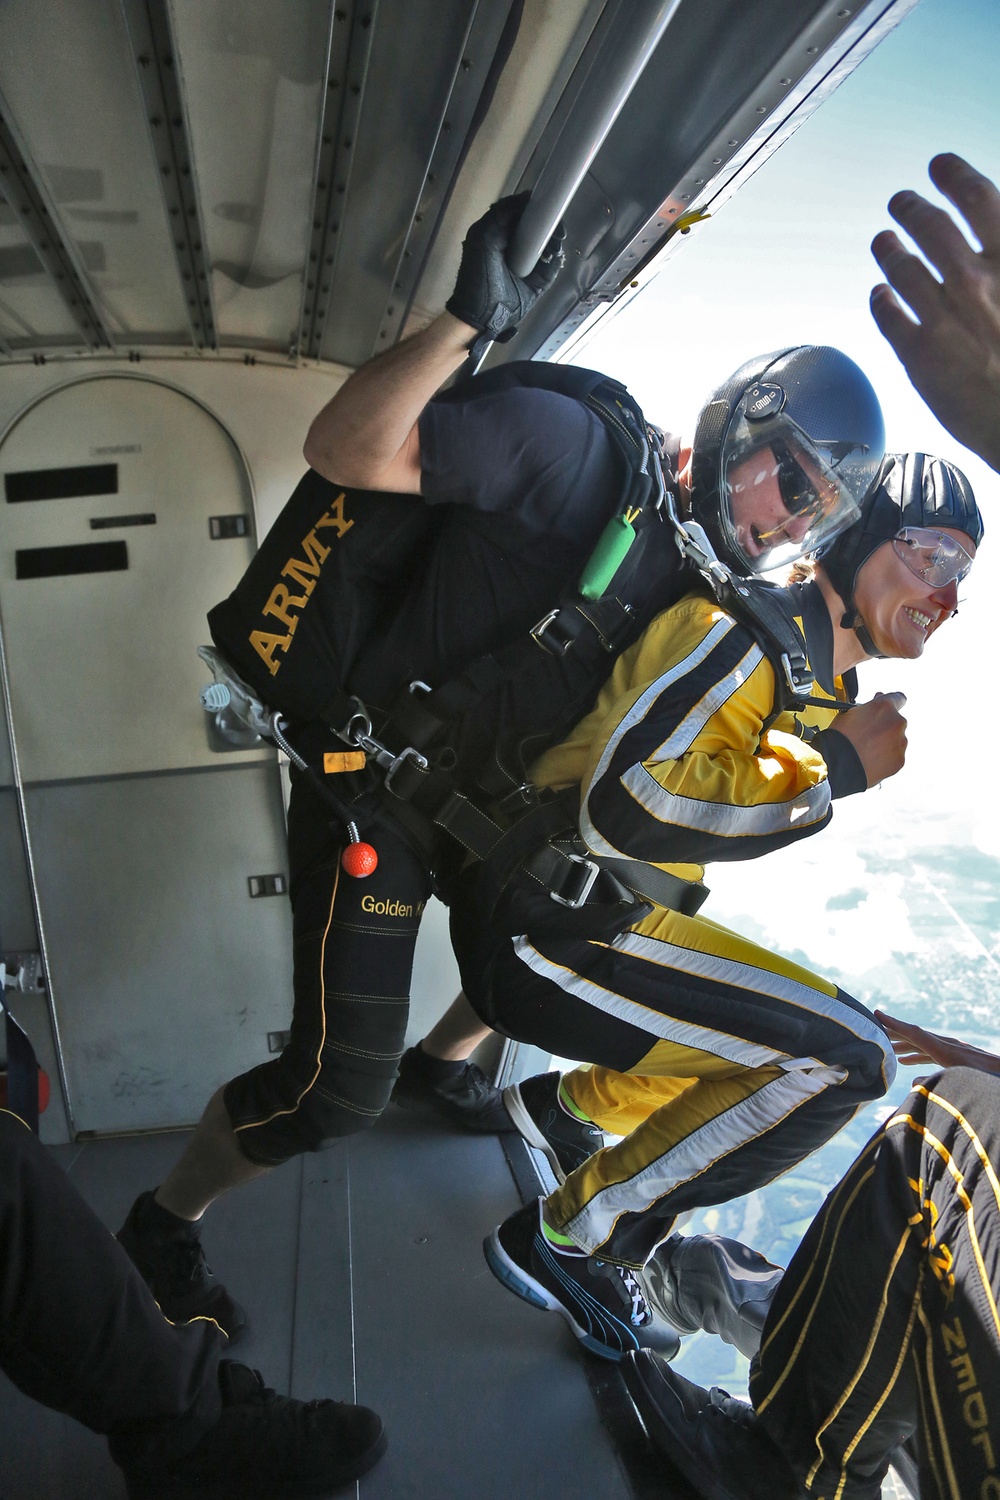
[116,198,887,1341]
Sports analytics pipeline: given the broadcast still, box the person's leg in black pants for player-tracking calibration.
[0,1108,386,1495]
[752,1065,1000,1499]
[1,1107,220,1466]
[622,1067,1000,1500]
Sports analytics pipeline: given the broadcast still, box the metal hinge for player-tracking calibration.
[1,952,46,994]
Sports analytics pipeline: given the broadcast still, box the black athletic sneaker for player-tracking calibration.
[391,1046,515,1133]
[484,1198,680,1363]
[621,1352,804,1500]
[502,1072,604,1182]
[118,1191,248,1344]
[119,1360,387,1499]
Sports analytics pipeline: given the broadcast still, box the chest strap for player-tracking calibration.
[523,838,708,917]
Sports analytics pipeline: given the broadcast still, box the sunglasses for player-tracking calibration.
[892,527,974,589]
[770,439,835,519]
[750,439,839,545]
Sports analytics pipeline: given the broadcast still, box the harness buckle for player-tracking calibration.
[780,651,815,699]
[530,609,574,657]
[383,745,429,797]
[548,851,600,909]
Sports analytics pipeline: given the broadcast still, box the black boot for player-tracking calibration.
[118,1360,386,1498]
[391,1045,514,1133]
[118,1191,248,1344]
[621,1352,804,1499]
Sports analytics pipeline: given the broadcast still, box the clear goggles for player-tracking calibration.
[722,423,862,573]
[892,527,974,589]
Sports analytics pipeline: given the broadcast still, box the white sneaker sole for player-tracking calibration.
[501,1083,568,1183]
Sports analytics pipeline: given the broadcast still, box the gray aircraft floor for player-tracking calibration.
[0,1105,690,1500]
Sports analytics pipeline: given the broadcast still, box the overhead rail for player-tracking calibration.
[371,0,522,356]
[0,97,114,353]
[507,0,680,278]
[505,0,921,365]
[296,0,380,363]
[120,0,217,351]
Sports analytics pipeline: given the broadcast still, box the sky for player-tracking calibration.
[572,0,1000,982]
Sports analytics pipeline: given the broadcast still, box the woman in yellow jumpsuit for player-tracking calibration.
[470,452,984,1360]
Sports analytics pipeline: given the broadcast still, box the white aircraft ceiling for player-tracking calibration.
[0,0,918,371]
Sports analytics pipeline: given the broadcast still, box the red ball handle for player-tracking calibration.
[341,841,378,878]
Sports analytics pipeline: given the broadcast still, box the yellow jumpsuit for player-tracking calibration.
[470,590,896,1267]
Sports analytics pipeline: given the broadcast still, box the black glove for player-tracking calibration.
[446,192,566,340]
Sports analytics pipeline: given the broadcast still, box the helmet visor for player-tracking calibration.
[721,415,865,574]
[892,526,974,588]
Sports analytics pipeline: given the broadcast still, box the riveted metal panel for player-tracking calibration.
[23,762,293,1134]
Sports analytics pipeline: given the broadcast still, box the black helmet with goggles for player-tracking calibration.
[820,451,983,657]
[689,345,886,575]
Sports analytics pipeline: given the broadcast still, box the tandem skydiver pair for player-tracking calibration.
[112,188,982,1389]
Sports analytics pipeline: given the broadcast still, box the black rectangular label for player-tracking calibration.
[16,540,128,579]
[90,512,156,530]
[5,464,118,503]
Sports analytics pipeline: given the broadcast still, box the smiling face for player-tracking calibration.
[852,526,977,658]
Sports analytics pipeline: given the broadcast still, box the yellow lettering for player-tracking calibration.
[314,492,354,538]
[980,1474,1000,1498]
[263,583,310,629]
[941,1317,967,1357]
[249,629,293,676]
[359,895,414,917]
[951,1351,978,1393]
[965,1392,989,1431]
[281,529,331,590]
[973,1431,997,1471]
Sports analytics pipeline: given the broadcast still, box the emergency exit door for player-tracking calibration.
[0,375,294,1135]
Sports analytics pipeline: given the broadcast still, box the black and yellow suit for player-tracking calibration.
[460,588,896,1268]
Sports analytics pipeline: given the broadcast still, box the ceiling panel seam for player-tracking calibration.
[372,0,523,355]
[0,91,115,353]
[119,0,218,351]
[296,0,380,363]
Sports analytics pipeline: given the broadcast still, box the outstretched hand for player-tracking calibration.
[870,154,1000,473]
[875,1010,1000,1077]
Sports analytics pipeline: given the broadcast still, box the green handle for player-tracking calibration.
[579,514,636,600]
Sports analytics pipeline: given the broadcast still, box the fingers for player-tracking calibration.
[886,189,980,285]
[869,283,922,359]
[928,153,1000,256]
[525,221,566,291]
[891,1045,932,1065]
[477,193,527,245]
[875,1009,920,1042]
[871,229,945,328]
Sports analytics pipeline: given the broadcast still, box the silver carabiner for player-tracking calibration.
[383,745,429,796]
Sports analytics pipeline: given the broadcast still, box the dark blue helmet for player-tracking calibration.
[690,345,886,575]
